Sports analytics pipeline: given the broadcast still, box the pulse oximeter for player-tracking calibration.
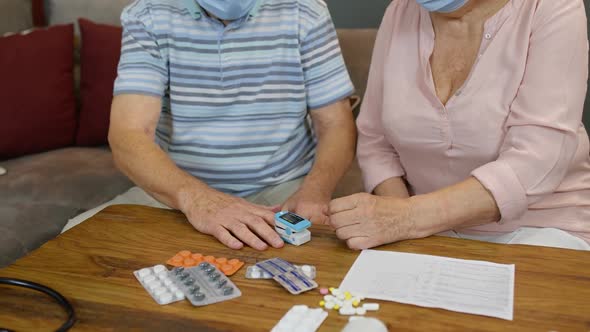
[274,211,312,246]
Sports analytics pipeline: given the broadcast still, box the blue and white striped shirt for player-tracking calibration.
[114,0,354,196]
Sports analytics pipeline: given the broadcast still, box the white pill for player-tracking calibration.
[163,279,173,286]
[169,286,180,294]
[251,270,262,279]
[153,265,166,273]
[157,271,169,280]
[250,266,260,273]
[147,281,161,291]
[301,265,312,273]
[0,166,6,176]
[337,293,345,300]
[324,302,335,310]
[324,295,335,302]
[339,307,356,315]
[154,286,167,296]
[356,307,367,315]
[142,275,156,284]
[362,303,380,311]
[174,290,185,300]
[158,292,173,303]
[138,268,152,278]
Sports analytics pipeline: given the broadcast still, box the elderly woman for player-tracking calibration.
[329,0,590,250]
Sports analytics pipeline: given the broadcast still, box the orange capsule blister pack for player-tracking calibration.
[166,250,244,276]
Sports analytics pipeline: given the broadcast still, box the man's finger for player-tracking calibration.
[335,224,363,240]
[244,216,284,248]
[329,194,360,214]
[346,237,371,251]
[227,222,268,251]
[329,208,360,228]
[212,226,244,250]
[250,207,278,226]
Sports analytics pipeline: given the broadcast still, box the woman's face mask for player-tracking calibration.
[196,0,257,20]
[415,0,468,13]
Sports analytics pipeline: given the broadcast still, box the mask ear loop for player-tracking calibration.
[0,278,76,332]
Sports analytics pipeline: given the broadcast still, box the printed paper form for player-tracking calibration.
[339,250,515,320]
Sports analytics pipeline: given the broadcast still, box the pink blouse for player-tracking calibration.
[357,0,590,242]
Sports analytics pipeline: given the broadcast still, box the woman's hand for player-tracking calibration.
[328,193,416,250]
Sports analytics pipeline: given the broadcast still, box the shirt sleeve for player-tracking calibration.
[356,4,406,193]
[113,3,169,98]
[471,0,589,223]
[300,4,354,110]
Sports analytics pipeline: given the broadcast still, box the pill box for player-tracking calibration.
[271,305,327,332]
[134,265,185,305]
[246,264,316,280]
[170,263,241,306]
[166,250,244,276]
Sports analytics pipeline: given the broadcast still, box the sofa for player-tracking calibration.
[2,0,589,268]
[0,0,372,267]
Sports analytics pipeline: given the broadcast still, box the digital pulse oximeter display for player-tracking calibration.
[280,213,305,225]
[275,211,311,233]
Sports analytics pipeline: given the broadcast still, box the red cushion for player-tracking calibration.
[0,24,76,160]
[76,18,122,146]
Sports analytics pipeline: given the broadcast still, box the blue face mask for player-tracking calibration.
[196,0,258,20]
[416,0,468,13]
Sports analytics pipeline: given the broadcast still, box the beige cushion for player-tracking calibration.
[0,0,33,35]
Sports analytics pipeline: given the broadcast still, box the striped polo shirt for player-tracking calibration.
[114,0,354,196]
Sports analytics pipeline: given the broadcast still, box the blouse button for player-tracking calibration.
[484,33,492,40]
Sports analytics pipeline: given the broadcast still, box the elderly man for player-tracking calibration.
[63,0,356,251]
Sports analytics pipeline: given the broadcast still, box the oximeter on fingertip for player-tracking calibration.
[274,211,312,246]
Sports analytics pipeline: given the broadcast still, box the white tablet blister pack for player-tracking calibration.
[271,305,328,332]
[171,263,241,306]
[134,264,185,305]
[246,264,316,280]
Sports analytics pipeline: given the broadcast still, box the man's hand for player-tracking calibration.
[282,184,331,225]
[183,190,284,251]
[328,193,416,250]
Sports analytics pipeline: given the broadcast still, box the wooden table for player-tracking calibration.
[1,205,589,331]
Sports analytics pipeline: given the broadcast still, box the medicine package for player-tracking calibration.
[255,258,318,294]
[135,263,241,306]
[246,264,316,280]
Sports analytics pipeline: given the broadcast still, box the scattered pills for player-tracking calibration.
[271,305,328,332]
[362,303,380,311]
[166,251,244,276]
[319,287,381,316]
[339,307,356,315]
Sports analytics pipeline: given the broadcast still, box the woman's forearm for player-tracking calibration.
[408,177,501,237]
[373,177,410,198]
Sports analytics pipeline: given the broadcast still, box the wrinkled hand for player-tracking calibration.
[329,193,415,250]
[185,190,284,251]
[282,185,331,225]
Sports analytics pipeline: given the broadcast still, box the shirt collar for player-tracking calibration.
[182,0,263,21]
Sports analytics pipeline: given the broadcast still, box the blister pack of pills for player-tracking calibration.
[271,305,328,332]
[134,265,185,305]
[255,258,297,277]
[170,263,241,306]
[166,250,244,276]
[273,270,318,295]
[246,264,316,280]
